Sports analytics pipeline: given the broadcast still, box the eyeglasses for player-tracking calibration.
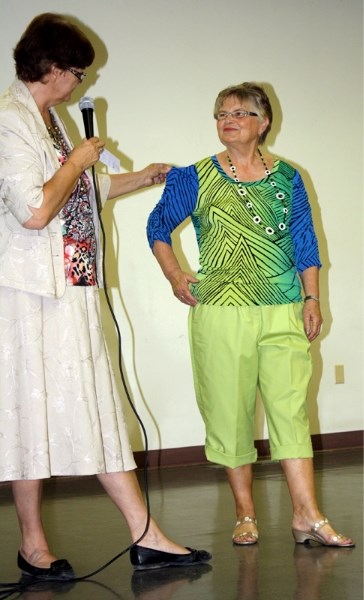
[67,67,86,82]
[215,110,258,121]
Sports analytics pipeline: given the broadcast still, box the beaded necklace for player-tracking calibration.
[47,120,70,158]
[226,148,288,236]
[47,115,89,197]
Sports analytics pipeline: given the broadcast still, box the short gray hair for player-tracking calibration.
[213,82,273,144]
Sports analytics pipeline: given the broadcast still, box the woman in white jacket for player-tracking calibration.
[0,12,211,578]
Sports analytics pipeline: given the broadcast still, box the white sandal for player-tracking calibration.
[232,516,259,546]
[292,517,355,547]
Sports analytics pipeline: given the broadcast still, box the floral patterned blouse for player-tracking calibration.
[47,118,97,286]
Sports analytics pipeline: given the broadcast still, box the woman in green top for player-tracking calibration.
[147,82,354,548]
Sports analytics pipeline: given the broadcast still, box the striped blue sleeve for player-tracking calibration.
[290,170,322,273]
[147,165,199,248]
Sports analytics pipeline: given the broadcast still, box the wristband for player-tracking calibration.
[304,295,320,302]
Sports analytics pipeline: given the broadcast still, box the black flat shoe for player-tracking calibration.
[17,552,74,580]
[130,545,212,571]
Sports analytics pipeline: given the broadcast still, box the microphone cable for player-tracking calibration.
[82,165,153,570]
[0,166,152,599]
[74,165,153,579]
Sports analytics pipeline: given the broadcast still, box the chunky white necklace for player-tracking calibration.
[226,149,288,236]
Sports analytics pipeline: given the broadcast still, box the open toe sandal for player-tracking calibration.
[292,517,355,547]
[232,516,259,546]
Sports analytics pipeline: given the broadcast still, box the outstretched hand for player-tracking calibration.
[140,163,172,187]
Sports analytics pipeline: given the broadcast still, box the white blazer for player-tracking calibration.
[0,79,110,298]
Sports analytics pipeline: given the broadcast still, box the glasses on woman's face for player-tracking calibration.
[67,67,86,82]
[215,110,258,121]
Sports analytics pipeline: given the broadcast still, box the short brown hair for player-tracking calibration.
[14,13,95,82]
[214,82,273,144]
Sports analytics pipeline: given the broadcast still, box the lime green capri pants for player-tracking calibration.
[188,302,313,468]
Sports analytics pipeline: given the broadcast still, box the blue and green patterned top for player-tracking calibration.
[147,156,321,306]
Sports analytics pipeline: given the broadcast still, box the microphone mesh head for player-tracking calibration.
[79,96,94,111]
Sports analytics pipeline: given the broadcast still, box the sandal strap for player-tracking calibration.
[236,516,258,526]
[313,517,329,532]
[312,518,348,544]
[233,516,259,542]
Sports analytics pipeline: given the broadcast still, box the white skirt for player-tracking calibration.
[0,285,136,480]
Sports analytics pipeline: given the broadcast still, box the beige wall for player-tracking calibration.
[1,0,362,451]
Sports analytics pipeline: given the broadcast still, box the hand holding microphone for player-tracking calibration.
[68,138,105,172]
[67,97,105,172]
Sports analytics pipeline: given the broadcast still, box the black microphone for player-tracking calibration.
[79,96,94,139]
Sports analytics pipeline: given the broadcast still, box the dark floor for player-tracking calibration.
[0,448,362,600]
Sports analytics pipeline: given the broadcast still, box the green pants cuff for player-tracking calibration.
[205,445,258,468]
[270,443,313,461]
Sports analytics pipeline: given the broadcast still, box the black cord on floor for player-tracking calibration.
[73,166,152,577]
[72,166,152,579]
[0,167,152,597]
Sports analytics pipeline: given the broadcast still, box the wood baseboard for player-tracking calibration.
[133,430,363,469]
